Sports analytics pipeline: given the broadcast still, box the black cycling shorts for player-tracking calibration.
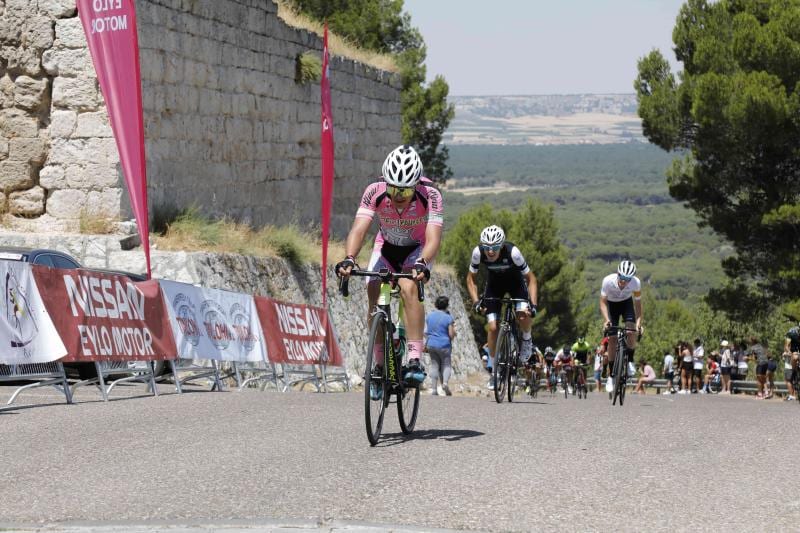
[484,280,528,317]
[606,298,636,326]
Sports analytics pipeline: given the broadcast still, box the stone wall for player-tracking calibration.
[0,231,482,381]
[0,0,401,236]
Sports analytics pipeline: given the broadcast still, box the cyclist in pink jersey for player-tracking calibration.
[337,145,444,384]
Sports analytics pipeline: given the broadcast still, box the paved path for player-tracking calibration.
[0,384,797,531]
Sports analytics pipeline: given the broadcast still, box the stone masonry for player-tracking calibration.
[0,0,402,236]
[0,230,483,383]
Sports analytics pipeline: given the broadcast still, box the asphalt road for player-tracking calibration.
[0,384,797,532]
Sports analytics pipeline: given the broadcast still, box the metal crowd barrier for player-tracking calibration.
[71,360,158,402]
[0,361,72,405]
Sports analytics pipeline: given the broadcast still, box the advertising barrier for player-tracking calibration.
[32,266,176,362]
[254,297,343,367]
[0,260,67,364]
[159,280,267,363]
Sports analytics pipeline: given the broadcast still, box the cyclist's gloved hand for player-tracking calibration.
[335,256,356,277]
[529,302,538,317]
[473,299,484,314]
[413,258,430,281]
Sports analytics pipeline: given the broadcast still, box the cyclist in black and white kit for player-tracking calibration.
[466,225,538,390]
[600,260,643,385]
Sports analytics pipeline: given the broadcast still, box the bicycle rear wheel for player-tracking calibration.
[493,330,509,403]
[507,339,519,402]
[397,383,420,434]
[364,313,388,445]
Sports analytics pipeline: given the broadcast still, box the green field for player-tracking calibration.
[442,143,729,302]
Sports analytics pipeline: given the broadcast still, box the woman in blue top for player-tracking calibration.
[425,296,457,396]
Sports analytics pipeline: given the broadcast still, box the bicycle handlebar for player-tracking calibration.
[338,268,425,302]
[604,325,643,341]
[480,297,530,304]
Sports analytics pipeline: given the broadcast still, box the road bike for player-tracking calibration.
[606,325,640,406]
[339,268,424,446]
[482,297,529,404]
[547,364,557,396]
[573,363,588,399]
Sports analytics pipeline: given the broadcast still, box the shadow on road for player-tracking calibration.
[377,428,485,446]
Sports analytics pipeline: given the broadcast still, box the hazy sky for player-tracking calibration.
[403,0,686,95]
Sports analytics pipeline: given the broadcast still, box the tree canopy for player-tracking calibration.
[290,0,454,182]
[635,0,800,318]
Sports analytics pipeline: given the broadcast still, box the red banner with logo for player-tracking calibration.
[32,266,176,362]
[254,297,343,366]
[320,24,335,307]
[78,0,151,278]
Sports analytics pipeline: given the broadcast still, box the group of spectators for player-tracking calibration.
[638,335,798,401]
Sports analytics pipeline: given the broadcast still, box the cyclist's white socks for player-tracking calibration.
[407,340,423,361]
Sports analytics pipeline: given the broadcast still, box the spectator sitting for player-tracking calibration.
[701,353,720,393]
[634,359,656,394]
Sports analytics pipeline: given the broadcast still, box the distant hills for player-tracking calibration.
[446,94,644,145]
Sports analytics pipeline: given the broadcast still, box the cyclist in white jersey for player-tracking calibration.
[600,260,643,380]
[336,145,443,384]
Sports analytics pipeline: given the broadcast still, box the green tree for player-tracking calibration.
[289,0,455,182]
[440,200,588,349]
[635,0,800,316]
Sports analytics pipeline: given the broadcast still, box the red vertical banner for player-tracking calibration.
[320,24,335,307]
[77,0,152,278]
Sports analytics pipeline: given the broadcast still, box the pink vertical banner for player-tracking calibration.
[77,0,151,278]
[320,24,335,307]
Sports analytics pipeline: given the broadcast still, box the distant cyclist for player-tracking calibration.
[600,260,643,383]
[466,225,539,390]
[571,336,592,389]
[336,145,443,385]
[543,346,557,392]
[554,345,574,394]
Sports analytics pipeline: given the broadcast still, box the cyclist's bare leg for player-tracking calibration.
[516,311,532,335]
[486,319,499,367]
[397,278,424,361]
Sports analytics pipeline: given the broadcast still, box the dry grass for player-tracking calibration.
[79,210,117,235]
[153,207,361,266]
[275,0,397,73]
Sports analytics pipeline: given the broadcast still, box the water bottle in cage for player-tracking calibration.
[394,322,407,356]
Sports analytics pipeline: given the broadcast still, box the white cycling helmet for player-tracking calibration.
[382,145,422,187]
[480,225,505,247]
[617,260,637,278]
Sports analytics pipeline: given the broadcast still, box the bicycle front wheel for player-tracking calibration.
[364,313,388,445]
[612,348,626,406]
[493,330,509,403]
[397,382,420,434]
[507,340,519,402]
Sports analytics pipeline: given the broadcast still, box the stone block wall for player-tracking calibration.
[0,0,402,236]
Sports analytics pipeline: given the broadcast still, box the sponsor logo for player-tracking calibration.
[201,299,233,350]
[172,293,202,346]
[229,302,257,353]
[4,267,39,354]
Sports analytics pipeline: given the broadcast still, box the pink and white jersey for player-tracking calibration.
[357,181,444,248]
